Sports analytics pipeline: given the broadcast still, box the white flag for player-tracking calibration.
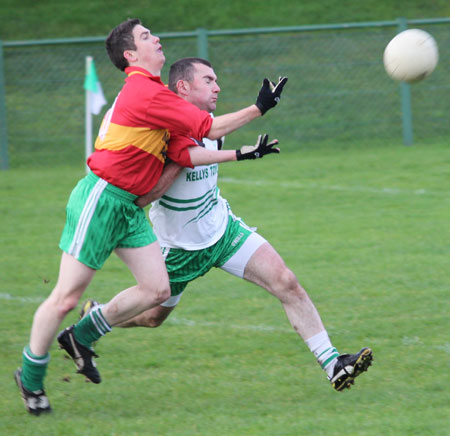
[84,59,107,115]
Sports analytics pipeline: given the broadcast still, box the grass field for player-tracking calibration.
[3,2,449,170]
[2,0,450,40]
[0,141,448,435]
[1,2,448,434]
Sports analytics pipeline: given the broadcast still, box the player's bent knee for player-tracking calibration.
[143,314,165,328]
[275,268,304,301]
[140,285,171,308]
[155,286,171,305]
[279,267,298,289]
[51,294,80,318]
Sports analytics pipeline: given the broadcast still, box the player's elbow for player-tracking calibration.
[205,126,221,140]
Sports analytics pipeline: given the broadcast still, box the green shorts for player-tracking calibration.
[59,172,156,270]
[162,215,253,295]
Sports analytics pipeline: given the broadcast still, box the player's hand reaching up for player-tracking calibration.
[236,134,280,160]
[255,76,288,115]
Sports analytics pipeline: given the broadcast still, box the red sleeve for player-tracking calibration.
[115,73,214,139]
[150,87,213,139]
[166,135,199,168]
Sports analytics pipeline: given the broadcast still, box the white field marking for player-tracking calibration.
[167,316,294,334]
[435,343,450,353]
[219,177,448,197]
[0,292,44,303]
[4,293,449,354]
[0,292,293,334]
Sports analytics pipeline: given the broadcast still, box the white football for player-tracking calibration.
[383,29,439,83]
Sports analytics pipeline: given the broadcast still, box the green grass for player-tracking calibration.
[4,24,450,169]
[1,0,449,40]
[0,141,449,435]
[3,1,449,169]
[1,1,448,433]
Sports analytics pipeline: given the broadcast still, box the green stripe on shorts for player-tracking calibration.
[164,214,253,295]
[59,172,156,270]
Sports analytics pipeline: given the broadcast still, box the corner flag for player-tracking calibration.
[84,57,107,115]
[85,56,107,172]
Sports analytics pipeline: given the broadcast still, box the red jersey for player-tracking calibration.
[87,66,213,195]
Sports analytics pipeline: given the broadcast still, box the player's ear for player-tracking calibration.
[177,79,190,96]
[124,50,137,63]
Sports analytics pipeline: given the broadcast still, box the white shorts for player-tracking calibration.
[220,231,266,278]
[160,231,267,307]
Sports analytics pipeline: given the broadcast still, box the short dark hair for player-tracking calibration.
[168,57,212,92]
[106,18,141,71]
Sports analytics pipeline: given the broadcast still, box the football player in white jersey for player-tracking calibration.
[84,58,373,391]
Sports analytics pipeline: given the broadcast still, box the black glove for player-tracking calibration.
[236,134,280,160]
[255,76,288,115]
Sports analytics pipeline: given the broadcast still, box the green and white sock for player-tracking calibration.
[73,305,111,348]
[305,331,340,377]
[21,345,50,392]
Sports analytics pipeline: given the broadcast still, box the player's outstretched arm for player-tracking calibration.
[188,134,280,166]
[136,134,280,207]
[207,77,288,140]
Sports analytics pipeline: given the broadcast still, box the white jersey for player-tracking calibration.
[149,137,229,250]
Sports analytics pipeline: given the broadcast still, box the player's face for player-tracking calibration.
[185,63,221,113]
[128,24,165,72]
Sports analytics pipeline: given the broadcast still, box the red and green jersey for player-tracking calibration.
[87,66,213,195]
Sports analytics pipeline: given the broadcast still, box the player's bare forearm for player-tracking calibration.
[188,133,279,165]
[188,146,237,165]
[207,105,261,140]
[135,161,183,208]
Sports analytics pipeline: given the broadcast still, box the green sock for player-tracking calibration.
[21,345,50,392]
[73,305,111,348]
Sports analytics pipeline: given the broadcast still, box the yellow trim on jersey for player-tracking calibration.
[127,71,151,78]
[95,123,169,163]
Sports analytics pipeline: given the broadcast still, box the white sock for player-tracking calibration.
[305,331,339,377]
